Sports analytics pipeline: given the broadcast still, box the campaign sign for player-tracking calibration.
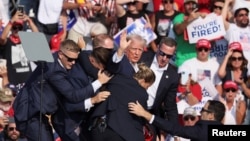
[187,13,225,44]
[58,10,76,32]
[113,17,157,47]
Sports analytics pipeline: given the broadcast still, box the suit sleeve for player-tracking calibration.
[153,116,201,140]
[164,74,179,123]
[48,71,95,103]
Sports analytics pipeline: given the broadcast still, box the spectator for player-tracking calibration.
[65,0,107,43]
[209,0,229,64]
[84,22,108,51]
[0,117,27,141]
[150,0,180,52]
[115,0,151,31]
[178,39,222,115]
[220,80,246,125]
[128,100,225,141]
[0,10,38,86]
[173,0,207,67]
[165,107,199,141]
[176,70,202,125]
[218,42,250,98]
[222,0,250,67]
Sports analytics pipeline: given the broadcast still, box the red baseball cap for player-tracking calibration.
[196,39,211,49]
[229,42,242,51]
[223,81,238,90]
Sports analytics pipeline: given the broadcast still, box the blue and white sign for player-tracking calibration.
[187,13,226,44]
[113,17,157,46]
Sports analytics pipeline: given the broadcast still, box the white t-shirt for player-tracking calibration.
[38,0,64,24]
[178,58,221,115]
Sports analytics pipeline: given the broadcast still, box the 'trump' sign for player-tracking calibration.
[187,13,225,44]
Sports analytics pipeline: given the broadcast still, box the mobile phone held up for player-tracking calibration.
[181,71,189,85]
[17,5,25,16]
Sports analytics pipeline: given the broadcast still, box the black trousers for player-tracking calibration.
[25,116,54,141]
[91,126,125,141]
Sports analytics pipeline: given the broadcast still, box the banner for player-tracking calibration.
[58,10,76,32]
[187,13,225,44]
[113,17,157,46]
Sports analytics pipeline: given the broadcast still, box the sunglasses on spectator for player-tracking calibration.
[127,1,137,5]
[225,88,237,93]
[200,108,213,113]
[183,115,195,121]
[231,56,243,61]
[61,51,77,62]
[162,0,174,4]
[213,5,223,10]
[8,127,17,131]
[197,48,209,52]
[237,13,248,17]
[12,25,23,31]
[158,50,173,58]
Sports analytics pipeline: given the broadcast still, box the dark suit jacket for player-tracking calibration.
[44,53,95,141]
[140,50,179,123]
[153,116,223,141]
[91,74,148,141]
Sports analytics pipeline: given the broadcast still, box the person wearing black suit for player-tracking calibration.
[111,34,179,140]
[77,34,115,80]
[49,43,112,141]
[90,63,156,141]
[17,40,111,141]
[128,100,226,141]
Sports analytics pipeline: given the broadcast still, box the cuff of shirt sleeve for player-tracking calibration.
[92,80,102,92]
[84,98,94,112]
[149,115,155,124]
[112,52,124,63]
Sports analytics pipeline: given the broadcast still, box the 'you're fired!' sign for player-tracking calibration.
[187,13,225,44]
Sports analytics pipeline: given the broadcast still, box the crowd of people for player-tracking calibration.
[0,0,250,141]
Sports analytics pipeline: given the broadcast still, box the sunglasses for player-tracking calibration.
[225,88,237,93]
[237,13,248,17]
[197,48,209,52]
[162,0,174,4]
[8,127,16,131]
[158,50,173,58]
[127,1,137,5]
[213,5,223,10]
[61,51,77,62]
[231,56,243,61]
[200,108,213,113]
[183,115,195,121]
[12,25,23,31]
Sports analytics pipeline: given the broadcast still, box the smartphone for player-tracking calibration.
[0,59,7,67]
[181,71,189,85]
[17,5,25,15]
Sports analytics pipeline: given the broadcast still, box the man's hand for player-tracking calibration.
[97,70,112,84]
[91,91,111,104]
[128,101,146,117]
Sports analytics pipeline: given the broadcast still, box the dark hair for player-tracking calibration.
[91,47,113,68]
[234,8,249,17]
[159,37,177,48]
[207,100,225,122]
[227,50,248,70]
